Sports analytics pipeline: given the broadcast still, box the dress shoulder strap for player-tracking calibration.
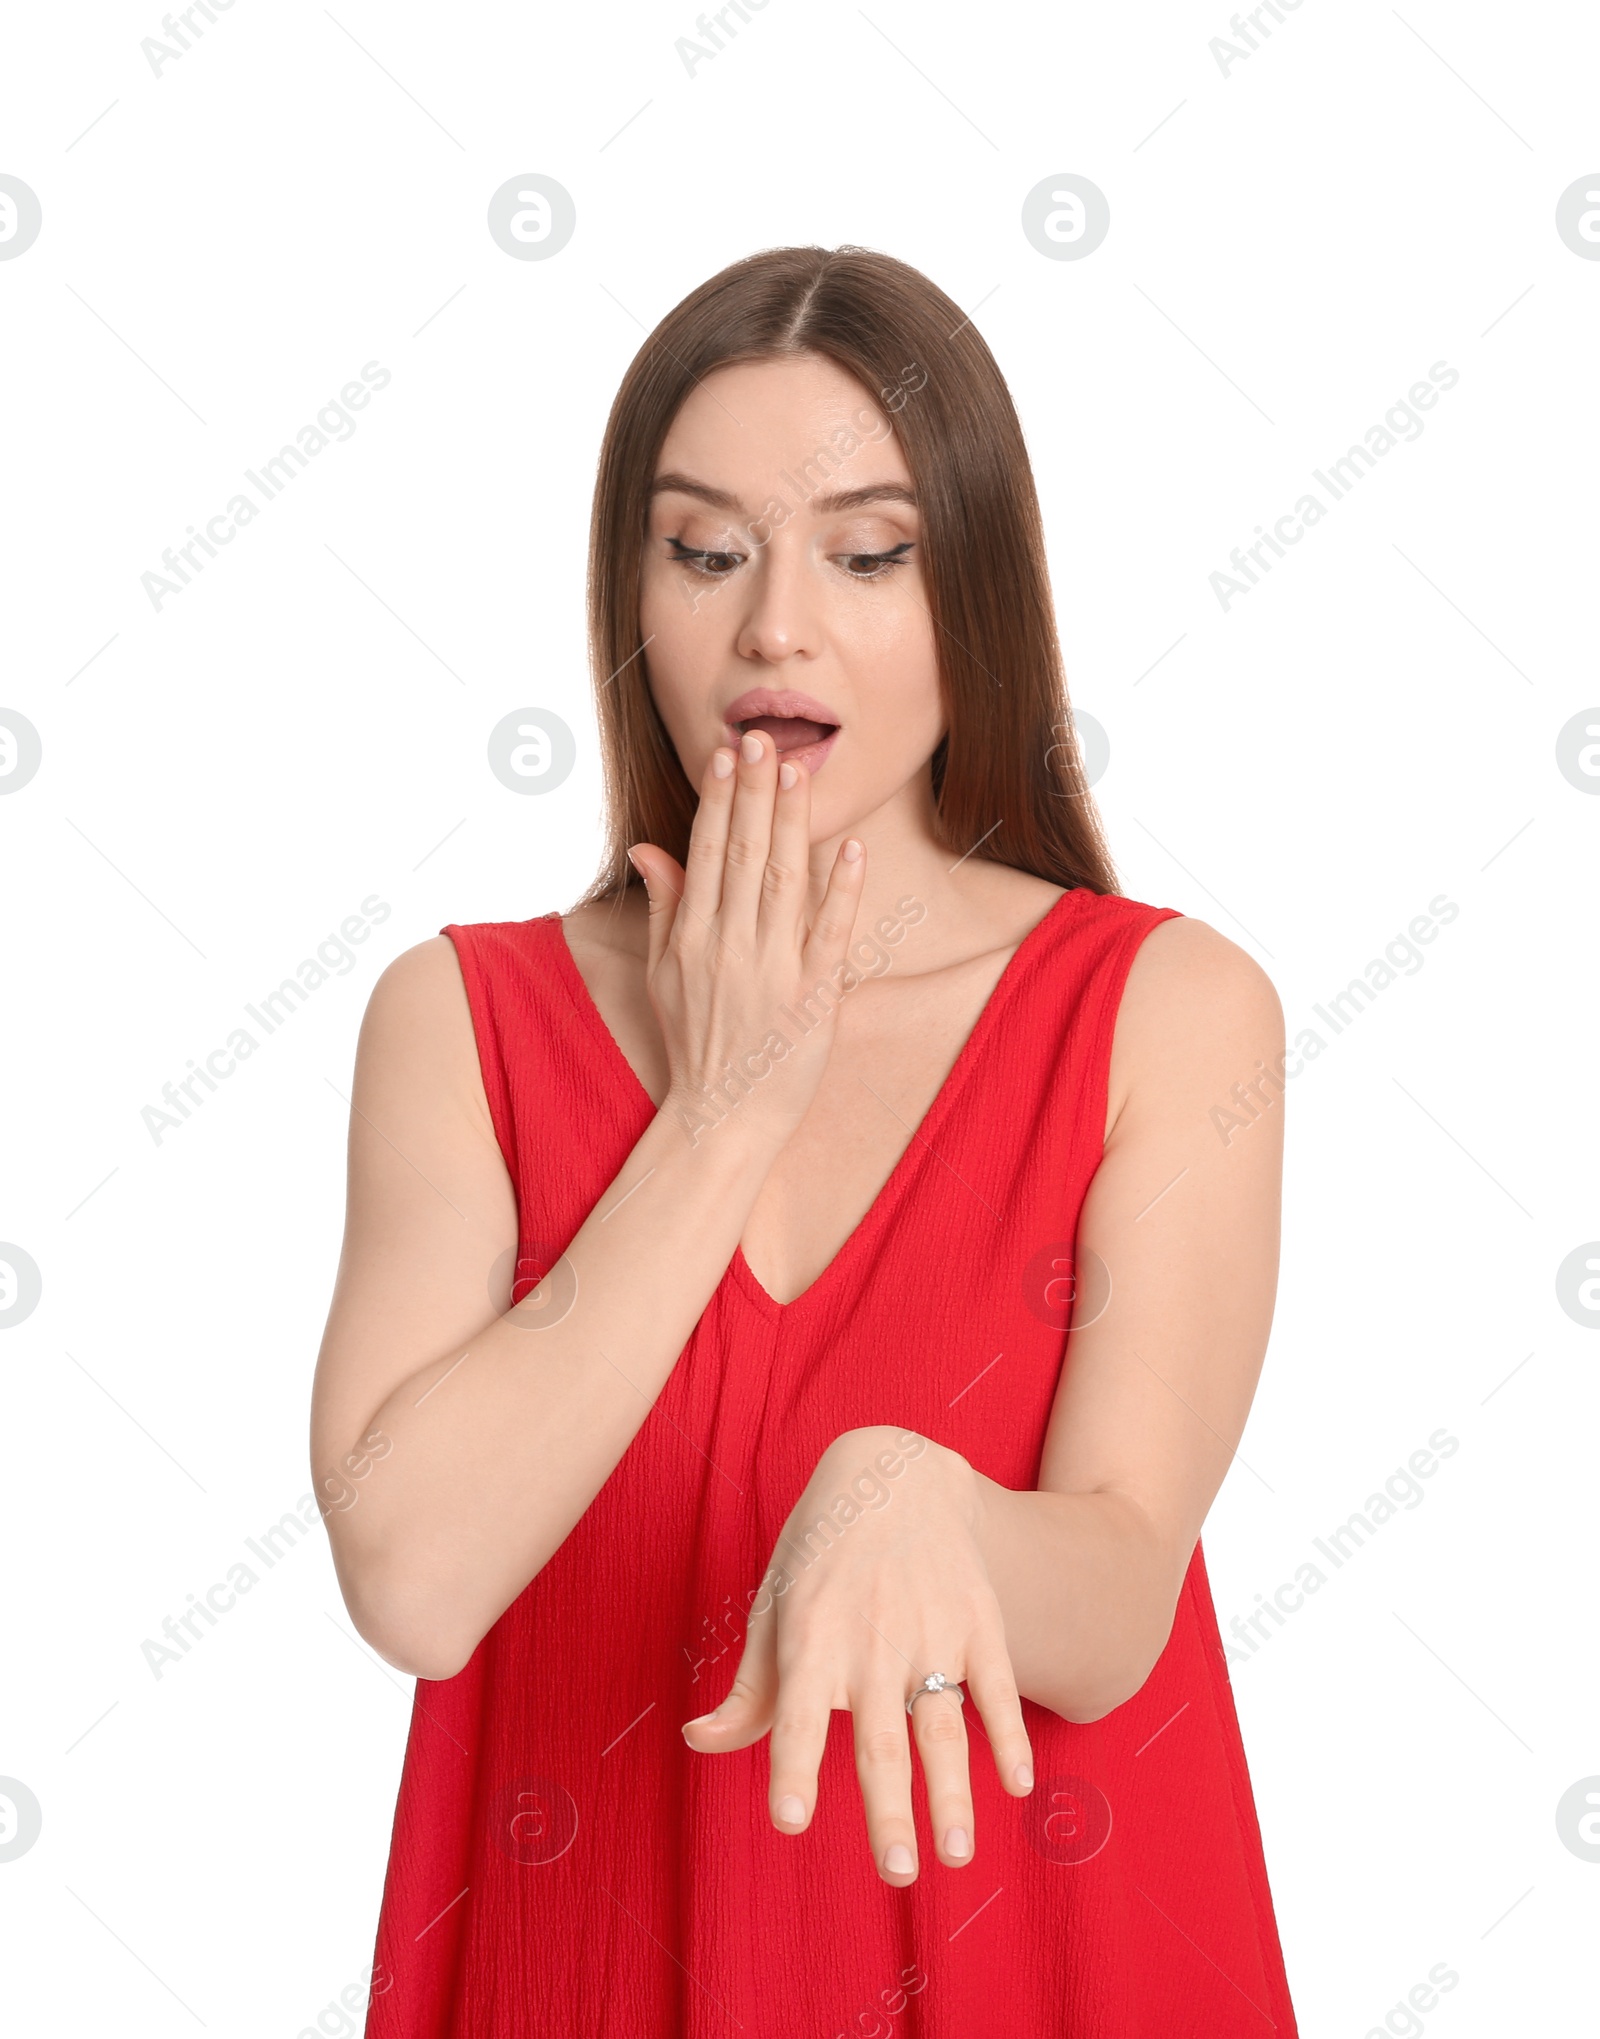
[1056,887,1185,1042]
[439,914,568,1194]
[1001,888,1184,1177]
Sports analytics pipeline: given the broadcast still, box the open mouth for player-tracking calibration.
[722,690,843,774]
[731,716,840,774]
[733,714,839,756]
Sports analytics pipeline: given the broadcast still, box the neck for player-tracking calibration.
[804,767,1034,973]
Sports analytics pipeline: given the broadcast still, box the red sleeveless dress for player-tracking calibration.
[364,886,1299,2037]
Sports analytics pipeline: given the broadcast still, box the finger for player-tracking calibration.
[678,741,740,933]
[630,846,686,985]
[679,1664,772,1753]
[908,1681,975,1867]
[963,1623,1034,1797]
[766,1663,833,1837]
[681,1592,778,1754]
[760,750,811,946]
[852,1688,918,1885]
[799,834,866,986]
[716,728,778,952]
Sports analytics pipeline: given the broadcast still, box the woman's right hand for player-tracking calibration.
[628,728,867,1151]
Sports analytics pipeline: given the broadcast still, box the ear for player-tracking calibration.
[681,1599,778,1753]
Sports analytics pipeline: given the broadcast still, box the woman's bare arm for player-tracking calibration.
[970,916,1287,1719]
[310,730,865,1681]
[309,933,793,1681]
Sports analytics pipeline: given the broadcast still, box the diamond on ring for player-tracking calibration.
[906,1671,964,1716]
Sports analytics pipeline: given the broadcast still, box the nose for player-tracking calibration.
[732,532,823,667]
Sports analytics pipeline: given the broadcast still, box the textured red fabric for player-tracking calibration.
[363,887,1299,2036]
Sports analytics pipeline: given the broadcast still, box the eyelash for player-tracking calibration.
[666,537,914,582]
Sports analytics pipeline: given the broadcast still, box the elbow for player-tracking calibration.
[1054,1681,1140,1726]
[327,1537,483,1683]
[348,1596,479,1684]
[1043,1666,1154,1726]
[1043,1678,1135,1726]
[1038,1610,1183,1725]
[359,1616,475,1684]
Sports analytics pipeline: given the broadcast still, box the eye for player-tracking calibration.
[667,537,743,579]
[839,542,915,580]
[664,536,916,581]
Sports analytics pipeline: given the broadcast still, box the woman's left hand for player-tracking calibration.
[680,1425,1035,1884]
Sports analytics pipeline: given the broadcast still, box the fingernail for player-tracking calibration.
[778,760,798,790]
[842,838,863,863]
[1015,1762,1034,1791]
[945,1827,970,1860]
[711,748,734,779]
[625,845,644,873]
[740,731,762,762]
[775,1794,805,1826]
[883,1843,915,1877]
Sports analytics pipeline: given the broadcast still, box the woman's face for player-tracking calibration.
[638,351,943,843]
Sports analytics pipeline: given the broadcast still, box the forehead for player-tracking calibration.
[652,352,913,511]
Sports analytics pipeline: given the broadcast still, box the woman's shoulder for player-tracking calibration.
[359,914,564,1069]
[359,935,483,1088]
[1104,910,1284,1142]
[1120,910,1277,1007]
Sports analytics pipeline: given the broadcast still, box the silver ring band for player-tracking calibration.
[906,1671,964,1716]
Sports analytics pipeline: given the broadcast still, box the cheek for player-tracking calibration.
[639,549,741,642]
[825,659,944,812]
[637,570,720,736]
[848,607,942,729]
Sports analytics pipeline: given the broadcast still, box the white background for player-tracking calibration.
[2,2,1596,2033]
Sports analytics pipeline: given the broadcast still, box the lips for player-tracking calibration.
[721,687,842,773]
[740,714,832,751]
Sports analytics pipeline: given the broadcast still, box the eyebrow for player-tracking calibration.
[648,472,918,517]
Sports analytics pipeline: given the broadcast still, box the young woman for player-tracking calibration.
[311,244,1296,2035]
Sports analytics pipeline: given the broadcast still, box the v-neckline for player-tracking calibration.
[546,886,1085,1322]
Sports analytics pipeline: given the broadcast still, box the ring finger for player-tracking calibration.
[908,1677,975,1867]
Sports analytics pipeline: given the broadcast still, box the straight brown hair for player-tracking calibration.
[574,242,1121,910]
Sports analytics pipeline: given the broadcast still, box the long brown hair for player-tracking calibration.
[574,242,1120,910]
